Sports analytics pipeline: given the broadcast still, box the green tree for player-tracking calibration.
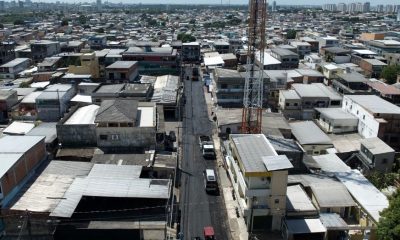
[61,18,69,26]
[177,33,196,43]
[19,82,30,88]
[377,191,400,240]
[78,15,87,25]
[381,65,400,84]
[286,29,297,39]
[13,19,24,25]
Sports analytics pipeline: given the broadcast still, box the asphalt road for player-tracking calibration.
[180,66,230,240]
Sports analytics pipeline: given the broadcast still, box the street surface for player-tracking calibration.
[180,66,230,240]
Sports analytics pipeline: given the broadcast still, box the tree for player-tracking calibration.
[286,29,297,39]
[381,65,400,84]
[189,19,196,25]
[19,82,30,88]
[96,28,104,34]
[377,190,400,240]
[177,33,196,43]
[78,15,87,25]
[0,23,3,29]
[13,19,24,25]
[61,19,69,26]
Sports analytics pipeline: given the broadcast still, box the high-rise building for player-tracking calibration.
[348,3,357,13]
[386,4,394,13]
[363,2,370,13]
[323,4,337,12]
[377,5,384,12]
[397,8,400,22]
[97,0,102,10]
[337,3,347,12]
[272,0,276,12]
[0,1,4,11]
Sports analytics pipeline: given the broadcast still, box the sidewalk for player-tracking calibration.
[203,85,249,240]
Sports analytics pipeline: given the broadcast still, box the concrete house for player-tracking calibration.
[342,95,400,151]
[0,41,16,65]
[30,40,61,63]
[105,61,138,83]
[57,104,100,147]
[36,84,76,122]
[270,48,299,69]
[289,121,334,155]
[95,99,158,152]
[358,137,395,173]
[182,42,200,62]
[0,135,46,206]
[226,134,293,231]
[0,89,18,123]
[279,83,342,120]
[0,58,30,79]
[315,108,359,134]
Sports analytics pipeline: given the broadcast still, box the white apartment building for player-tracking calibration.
[226,134,293,231]
[342,95,400,151]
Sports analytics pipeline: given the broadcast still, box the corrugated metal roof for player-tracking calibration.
[65,105,99,125]
[0,135,44,153]
[3,122,35,135]
[231,134,277,173]
[51,177,170,218]
[290,121,332,145]
[151,75,179,104]
[286,184,317,213]
[26,122,57,143]
[336,170,389,223]
[345,95,400,114]
[95,99,138,123]
[0,153,23,178]
[319,213,348,230]
[285,218,326,234]
[87,164,142,179]
[11,161,93,212]
[262,155,293,171]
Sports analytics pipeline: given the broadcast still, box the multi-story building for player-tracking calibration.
[337,3,347,12]
[343,95,400,151]
[318,36,339,54]
[289,41,311,59]
[105,61,138,83]
[122,46,178,75]
[95,100,158,152]
[226,134,292,231]
[213,40,230,54]
[0,58,30,79]
[278,83,342,120]
[0,41,15,65]
[68,53,100,79]
[30,40,60,63]
[366,40,400,55]
[213,68,273,107]
[270,48,299,69]
[36,84,76,122]
[181,42,200,62]
[88,35,107,50]
[0,89,18,123]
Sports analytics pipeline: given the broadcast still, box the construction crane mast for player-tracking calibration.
[241,0,267,134]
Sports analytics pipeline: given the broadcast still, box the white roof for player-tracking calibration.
[21,91,43,104]
[204,56,224,66]
[30,81,50,88]
[335,170,389,223]
[286,185,317,213]
[259,52,281,66]
[0,153,24,178]
[324,64,339,70]
[286,218,326,234]
[137,107,154,127]
[70,94,92,103]
[345,95,400,114]
[65,105,100,125]
[353,49,377,55]
[312,154,351,174]
[3,122,35,135]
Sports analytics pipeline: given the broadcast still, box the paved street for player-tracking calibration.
[180,67,230,240]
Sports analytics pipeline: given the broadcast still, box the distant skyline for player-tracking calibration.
[29,0,400,5]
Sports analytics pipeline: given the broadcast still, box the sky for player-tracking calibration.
[37,0,400,5]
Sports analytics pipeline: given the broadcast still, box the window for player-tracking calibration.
[100,135,108,140]
[274,199,279,204]
[120,73,126,79]
[285,103,289,107]
[382,158,388,164]
[111,134,119,141]
[109,73,114,79]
